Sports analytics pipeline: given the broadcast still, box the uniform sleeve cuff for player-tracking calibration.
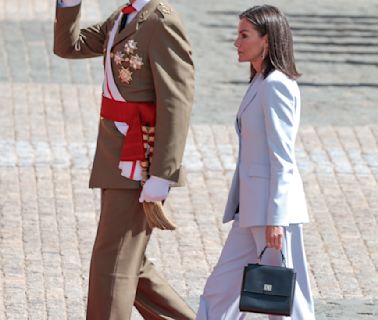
[57,0,81,8]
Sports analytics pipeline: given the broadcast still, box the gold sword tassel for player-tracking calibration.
[140,126,176,230]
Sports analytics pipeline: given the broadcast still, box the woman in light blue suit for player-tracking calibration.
[196,5,315,320]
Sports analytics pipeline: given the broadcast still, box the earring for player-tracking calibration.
[261,48,266,59]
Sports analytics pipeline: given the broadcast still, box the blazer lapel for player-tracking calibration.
[112,17,138,49]
[237,79,260,119]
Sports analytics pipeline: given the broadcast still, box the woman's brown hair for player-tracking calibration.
[239,5,301,80]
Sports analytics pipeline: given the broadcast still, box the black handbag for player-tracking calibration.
[239,246,296,316]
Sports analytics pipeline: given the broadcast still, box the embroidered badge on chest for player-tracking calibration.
[113,39,144,84]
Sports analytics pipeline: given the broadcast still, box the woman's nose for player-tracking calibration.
[234,38,239,48]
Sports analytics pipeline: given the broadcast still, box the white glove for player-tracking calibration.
[57,0,82,8]
[139,176,170,203]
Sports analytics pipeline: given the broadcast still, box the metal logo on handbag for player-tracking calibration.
[239,247,296,316]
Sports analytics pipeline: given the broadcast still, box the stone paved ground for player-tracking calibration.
[0,0,377,319]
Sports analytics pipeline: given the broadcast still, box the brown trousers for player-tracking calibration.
[86,189,195,320]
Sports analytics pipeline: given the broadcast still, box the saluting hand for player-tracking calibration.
[265,226,284,250]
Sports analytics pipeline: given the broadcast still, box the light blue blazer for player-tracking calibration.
[223,70,309,227]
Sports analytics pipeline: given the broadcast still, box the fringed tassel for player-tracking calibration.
[141,126,176,231]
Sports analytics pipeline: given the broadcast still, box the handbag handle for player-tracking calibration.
[257,246,286,267]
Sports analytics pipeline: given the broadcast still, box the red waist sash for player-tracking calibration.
[100,96,156,161]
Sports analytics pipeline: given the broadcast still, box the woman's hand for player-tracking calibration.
[265,226,284,250]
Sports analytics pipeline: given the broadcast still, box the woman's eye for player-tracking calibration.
[241,33,247,39]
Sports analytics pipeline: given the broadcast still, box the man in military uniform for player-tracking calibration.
[54,0,195,319]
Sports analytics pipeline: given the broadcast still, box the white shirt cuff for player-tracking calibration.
[57,0,81,8]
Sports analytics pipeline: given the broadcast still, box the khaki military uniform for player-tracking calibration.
[54,0,195,319]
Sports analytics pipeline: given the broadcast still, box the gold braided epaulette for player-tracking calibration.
[157,2,172,16]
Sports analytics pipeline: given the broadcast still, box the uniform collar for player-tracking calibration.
[113,0,155,48]
[131,0,151,12]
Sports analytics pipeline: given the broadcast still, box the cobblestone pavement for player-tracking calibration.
[0,0,377,319]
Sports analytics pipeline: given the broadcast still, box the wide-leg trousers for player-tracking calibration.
[86,189,195,320]
[196,219,315,320]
